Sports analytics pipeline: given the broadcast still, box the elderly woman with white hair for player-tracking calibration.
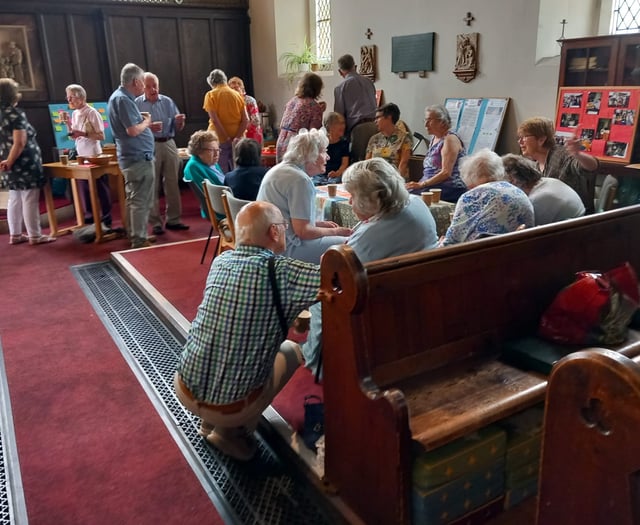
[203,68,249,173]
[302,157,439,378]
[257,128,352,264]
[441,148,534,246]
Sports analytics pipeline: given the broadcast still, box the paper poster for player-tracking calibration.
[444,97,509,154]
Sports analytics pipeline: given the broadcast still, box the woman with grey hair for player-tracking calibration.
[406,104,467,202]
[343,157,438,262]
[502,153,584,225]
[257,128,351,263]
[63,83,111,226]
[203,68,248,173]
[302,158,438,378]
[441,149,534,246]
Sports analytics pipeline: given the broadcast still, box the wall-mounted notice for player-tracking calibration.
[555,86,640,164]
[444,97,509,154]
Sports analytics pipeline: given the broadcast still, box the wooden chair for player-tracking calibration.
[202,180,235,258]
[221,190,251,241]
[537,348,640,524]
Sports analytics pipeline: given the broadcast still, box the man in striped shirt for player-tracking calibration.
[175,201,320,460]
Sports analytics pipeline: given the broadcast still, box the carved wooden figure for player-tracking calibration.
[454,32,478,83]
[360,44,376,81]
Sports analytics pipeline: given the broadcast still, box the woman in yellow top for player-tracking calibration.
[365,103,412,179]
[202,69,248,173]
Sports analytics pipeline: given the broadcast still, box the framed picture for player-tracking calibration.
[0,14,47,100]
[555,86,640,164]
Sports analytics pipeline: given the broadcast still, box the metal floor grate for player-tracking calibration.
[72,261,340,525]
[0,341,28,525]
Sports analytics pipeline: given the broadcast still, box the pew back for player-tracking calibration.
[319,205,640,525]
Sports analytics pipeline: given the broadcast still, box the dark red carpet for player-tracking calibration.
[0,188,223,524]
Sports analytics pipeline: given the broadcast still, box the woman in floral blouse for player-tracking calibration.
[365,102,412,179]
[0,77,55,245]
[441,149,534,246]
[276,73,325,162]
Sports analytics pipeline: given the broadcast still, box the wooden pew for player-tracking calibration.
[318,205,640,525]
[537,348,640,525]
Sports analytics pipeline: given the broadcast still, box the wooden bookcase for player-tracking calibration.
[559,34,640,88]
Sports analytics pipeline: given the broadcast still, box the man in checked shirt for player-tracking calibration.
[175,201,321,461]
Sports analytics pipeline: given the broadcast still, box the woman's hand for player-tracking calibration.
[68,129,86,139]
[565,134,582,156]
[317,220,339,228]
[406,181,422,191]
[0,160,9,171]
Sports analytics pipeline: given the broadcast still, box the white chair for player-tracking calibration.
[221,190,251,241]
[595,174,618,212]
[202,180,235,256]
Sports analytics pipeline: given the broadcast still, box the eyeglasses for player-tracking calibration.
[517,135,534,142]
[202,147,220,153]
[271,222,289,230]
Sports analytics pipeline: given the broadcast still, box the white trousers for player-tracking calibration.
[7,188,41,238]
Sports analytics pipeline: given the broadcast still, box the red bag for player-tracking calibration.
[539,262,640,345]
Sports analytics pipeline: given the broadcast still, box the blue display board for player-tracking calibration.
[48,102,114,150]
[444,98,509,154]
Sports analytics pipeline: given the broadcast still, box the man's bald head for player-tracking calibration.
[235,201,286,252]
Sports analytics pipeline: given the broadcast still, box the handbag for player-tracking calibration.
[539,262,640,346]
[301,394,324,451]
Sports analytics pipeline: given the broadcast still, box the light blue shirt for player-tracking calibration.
[108,86,154,168]
[134,94,180,139]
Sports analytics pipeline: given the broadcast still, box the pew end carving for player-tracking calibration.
[538,348,640,525]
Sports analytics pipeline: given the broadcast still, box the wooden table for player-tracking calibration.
[43,161,127,243]
[316,185,455,236]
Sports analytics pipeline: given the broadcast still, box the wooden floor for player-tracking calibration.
[487,498,536,524]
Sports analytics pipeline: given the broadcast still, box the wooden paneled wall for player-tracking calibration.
[1,1,252,161]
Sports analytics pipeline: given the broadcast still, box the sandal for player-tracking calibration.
[9,234,28,245]
[29,235,57,245]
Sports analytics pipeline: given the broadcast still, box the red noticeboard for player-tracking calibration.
[555,86,640,164]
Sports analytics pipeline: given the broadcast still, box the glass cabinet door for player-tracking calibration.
[564,46,613,86]
[617,36,640,85]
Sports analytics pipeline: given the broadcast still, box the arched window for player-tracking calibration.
[311,0,332,69]
[611,0,640,33]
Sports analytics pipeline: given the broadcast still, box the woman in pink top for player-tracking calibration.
[228,76,263,146]
[276,73,325,162]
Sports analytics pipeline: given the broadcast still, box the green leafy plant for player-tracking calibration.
[279,40,317,77]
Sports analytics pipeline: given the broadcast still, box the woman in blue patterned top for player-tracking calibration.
[441,149,534,246]
[0,78,55,245]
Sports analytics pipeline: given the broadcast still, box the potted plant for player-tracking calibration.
[279,40,317,77]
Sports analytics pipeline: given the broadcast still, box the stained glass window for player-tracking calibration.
[611,0,640,34]
[313,0,332,69]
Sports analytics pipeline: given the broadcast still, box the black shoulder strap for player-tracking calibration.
[268,256,289,337]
